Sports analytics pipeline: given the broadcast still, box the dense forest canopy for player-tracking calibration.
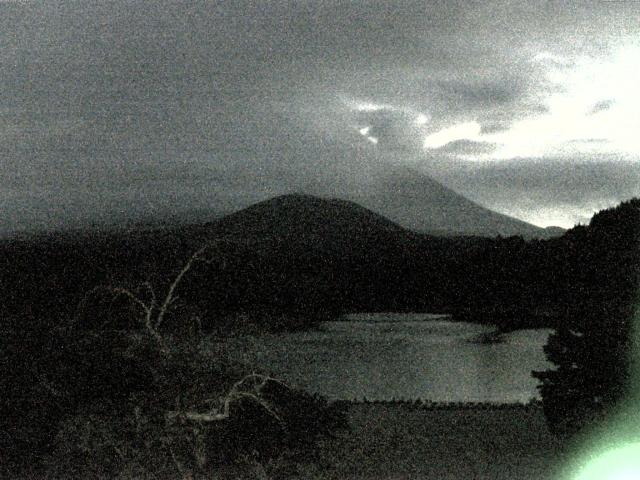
[533,198,640,435]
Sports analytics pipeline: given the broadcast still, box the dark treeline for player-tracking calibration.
[1,194,638,334]
[533,198,640,435]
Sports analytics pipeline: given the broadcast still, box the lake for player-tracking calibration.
[207,314,554,403]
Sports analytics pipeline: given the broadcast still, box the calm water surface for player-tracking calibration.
[208,314,554,403]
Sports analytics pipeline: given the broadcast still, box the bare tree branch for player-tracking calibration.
[63,285,111,332]
[154,245,210,332]
[141,280,157,309]
[111,287,152,317]
[68,238,241,354]
[165,374,290,425]
[153,237,238,331]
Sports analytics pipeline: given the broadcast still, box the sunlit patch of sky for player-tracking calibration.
[501,204,614,230]
[345,41,640,163]
[485,43,640,160]
[423,122,482,149]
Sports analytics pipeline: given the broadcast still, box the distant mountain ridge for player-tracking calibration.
[160,167,564,240]
[339,168,563,239]
[0,167,564,240]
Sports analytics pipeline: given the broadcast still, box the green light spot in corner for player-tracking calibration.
[574,442,640,480]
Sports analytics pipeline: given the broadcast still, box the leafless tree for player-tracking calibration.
[67,240,231,354]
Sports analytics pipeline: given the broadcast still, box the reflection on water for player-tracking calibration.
[207,314,554,403]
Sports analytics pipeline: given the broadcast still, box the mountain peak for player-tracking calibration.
[337,167,562,239]
[215,193,410,239]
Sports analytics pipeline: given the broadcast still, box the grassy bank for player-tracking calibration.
[307,402,568,480]
[2,399,571,479]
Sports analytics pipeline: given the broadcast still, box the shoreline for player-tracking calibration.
[334,398,543,409]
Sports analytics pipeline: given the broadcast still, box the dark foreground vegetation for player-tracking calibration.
[1,327,349,478]
[2,401,566,480]
[1,195,638,476]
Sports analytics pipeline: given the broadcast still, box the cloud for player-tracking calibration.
[589,99,615,115]
[0,1,639,232]
[433,140,498,156]
[344,99,430,152]
[480,121,512,135]
[433,78,524,108]
[532,51,573,67]
[423,122,481,149]
[430,156,640,228]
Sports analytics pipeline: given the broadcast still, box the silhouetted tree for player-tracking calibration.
[533,199,640,436]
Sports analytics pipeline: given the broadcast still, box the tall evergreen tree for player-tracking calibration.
[533,199,640,435]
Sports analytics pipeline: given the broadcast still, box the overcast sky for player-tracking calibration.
[1,0,639,232]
